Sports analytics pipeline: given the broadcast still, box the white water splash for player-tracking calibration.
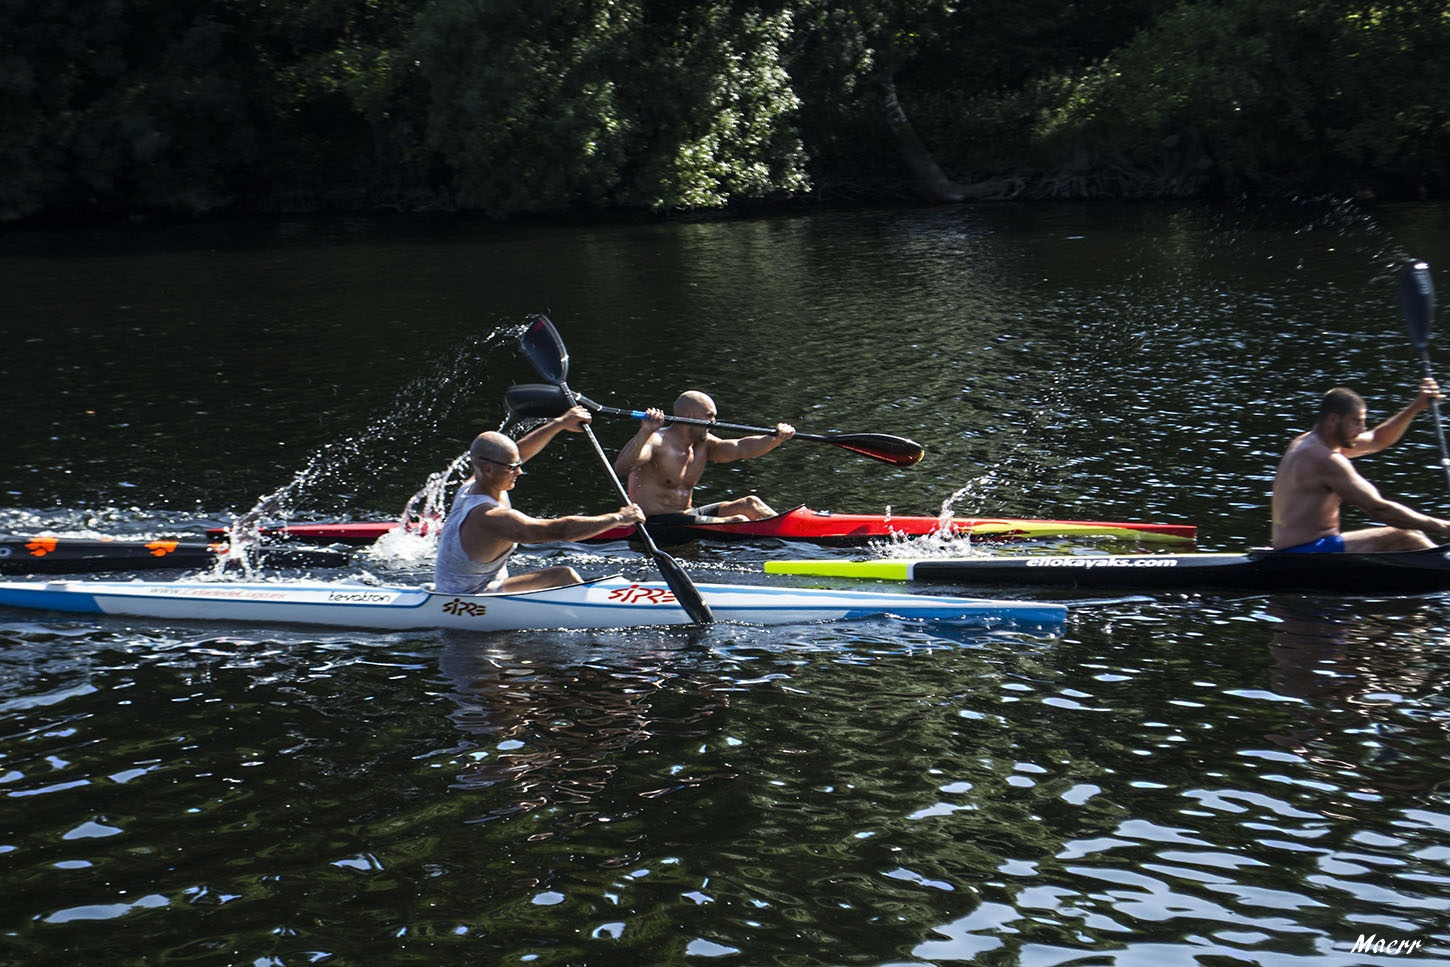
[399,450,470,527]
[217,325,524,576]
[865,476,1001,559]
[219,455,324,578]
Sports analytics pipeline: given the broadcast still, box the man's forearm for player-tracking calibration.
[1369,398,1429,450]
[613,432,650,475]
[517,416,574,460]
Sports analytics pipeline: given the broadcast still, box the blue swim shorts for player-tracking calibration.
[1278,534,1346,554]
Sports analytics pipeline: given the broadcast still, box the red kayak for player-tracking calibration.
[209,505,1194,547]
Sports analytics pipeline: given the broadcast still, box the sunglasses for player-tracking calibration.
[480,457,525,473]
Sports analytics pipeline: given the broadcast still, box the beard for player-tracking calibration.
[1330,414,1364,449]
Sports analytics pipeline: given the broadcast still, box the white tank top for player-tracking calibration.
[433,493,516,594]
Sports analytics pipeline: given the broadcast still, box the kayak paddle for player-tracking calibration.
[503,382,926,467]
[517,315,714,625]
[1397,259,1450,495]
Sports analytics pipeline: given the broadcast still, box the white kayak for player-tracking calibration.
[0,575,1066,633]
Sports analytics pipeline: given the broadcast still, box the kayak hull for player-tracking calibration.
[765,547,1450,594]
[605,507,1195,545]
[0,576,1066,633]
[211,505,1195,547]
[0,536,349,574]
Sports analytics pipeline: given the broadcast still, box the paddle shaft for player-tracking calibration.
[518,315,713,623]
[571,393,924,466]
[1415,348,1450,494]
[597,400,825,440]
[1399,261,1450,495]
[503,383,922,466]
[565,389,648,521]
[565,383,715,624]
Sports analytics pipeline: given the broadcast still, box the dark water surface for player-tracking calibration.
[3,203,1450,964]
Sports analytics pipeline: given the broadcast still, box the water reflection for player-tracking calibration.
[433,635,733,832]
[1263,596,1450,802]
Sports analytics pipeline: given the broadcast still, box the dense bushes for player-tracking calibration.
[2,0,1446,222]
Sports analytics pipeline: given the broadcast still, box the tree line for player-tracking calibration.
[3,0,1446,223]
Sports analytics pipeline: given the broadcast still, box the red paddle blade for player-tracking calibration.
[830,433,926,466]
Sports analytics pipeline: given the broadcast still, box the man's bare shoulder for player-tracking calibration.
[1276,433,1326,484]
[462,500,522,530]
[702,432,733,455]
[1281,431,1329,462]
[1285,433,1362,481]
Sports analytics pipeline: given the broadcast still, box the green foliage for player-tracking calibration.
[1321,3,1450,191]
[619,7,808,209]
[410,0,807,213]
[776,0,1178,192]
[408,0,635,213]
[0,0,429,220]
[0,13,62,221]
[223,0,431,205]
[4,0,1450,220]
[0,0,260,218]
[1033,0,1450,194]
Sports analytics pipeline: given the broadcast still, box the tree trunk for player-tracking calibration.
[881,74,968,203]
[880,74,1022,202]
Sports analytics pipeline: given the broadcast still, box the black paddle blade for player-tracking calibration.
[505,383,571,419]
[519,314,569,384]
[1399,260,1436,350]
[651,548,714,624]
[515,319,712,624]
[830,433,926,467]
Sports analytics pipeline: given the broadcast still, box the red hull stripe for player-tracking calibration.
[207,505,1194,545]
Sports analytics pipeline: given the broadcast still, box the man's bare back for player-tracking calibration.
[1270,430,1355,549]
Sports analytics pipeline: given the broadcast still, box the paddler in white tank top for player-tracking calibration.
[433,406,645,594]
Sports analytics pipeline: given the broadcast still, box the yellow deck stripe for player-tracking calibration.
[958,522,1189,542]
[765,560,914,581]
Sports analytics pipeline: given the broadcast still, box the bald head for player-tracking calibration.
[470,431,518,470]
[673,391,717,421]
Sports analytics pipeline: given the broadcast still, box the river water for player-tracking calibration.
[2,202,1449,964]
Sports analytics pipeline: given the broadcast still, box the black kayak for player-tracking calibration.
[0,536,350,575]
[764,545,1450,594]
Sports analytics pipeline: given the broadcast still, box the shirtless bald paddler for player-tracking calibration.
[613,390,795,524]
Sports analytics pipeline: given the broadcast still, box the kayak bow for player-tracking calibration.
[0,575,1066,633]
[765,545,1450,594]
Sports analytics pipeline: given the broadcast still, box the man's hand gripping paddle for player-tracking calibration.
[502,385,925,467]
[517,315,714,625]
[1398,260,1450,496]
